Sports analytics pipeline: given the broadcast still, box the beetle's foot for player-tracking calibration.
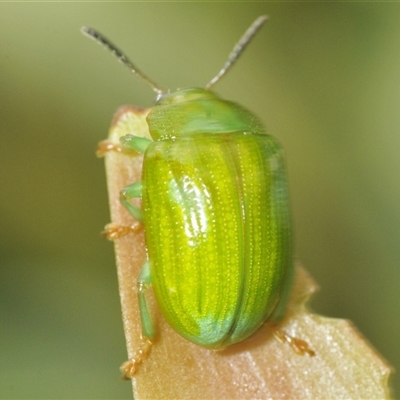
[96,140,123,157]
[96,140,141,157]
[102,222,143,240]
[274,330,315,357]
[120,337,153,379]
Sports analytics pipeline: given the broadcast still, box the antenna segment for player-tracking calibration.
[205,15,268,89]
[81,26,165,96]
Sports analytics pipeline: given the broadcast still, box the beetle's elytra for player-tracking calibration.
[82,16,304,377]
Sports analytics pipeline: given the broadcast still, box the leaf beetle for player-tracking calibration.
[82,16,311,377]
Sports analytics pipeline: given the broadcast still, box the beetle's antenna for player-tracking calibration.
[81,26,165,96]
[205,15,268,90]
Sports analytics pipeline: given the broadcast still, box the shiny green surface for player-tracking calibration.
[147,88,265,140]
[142,128,291,348]
[2,4,399,397]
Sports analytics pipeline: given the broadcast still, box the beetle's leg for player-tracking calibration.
[267,265,315,356]
[274,330,315,357]
[99,135,151,236]
[120,181,143,221]
[96,135,151,156]
[120,336,152,379]
[96,140,123,156]
[120,261,156,379]
[101,222,143,240]
[101,181,144,239]
[120,134,152,154]
[118,134,151,222]
[137,261,156,340]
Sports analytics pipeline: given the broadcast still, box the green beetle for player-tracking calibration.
[83,16,294,374]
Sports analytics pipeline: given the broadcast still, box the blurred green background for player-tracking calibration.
[1,3,399,398]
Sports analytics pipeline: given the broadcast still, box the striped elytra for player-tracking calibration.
[141,126,292,349]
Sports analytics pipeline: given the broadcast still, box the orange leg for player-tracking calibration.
[102,222,143,240]
[120,337,153,379]
[274,330,315,356]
